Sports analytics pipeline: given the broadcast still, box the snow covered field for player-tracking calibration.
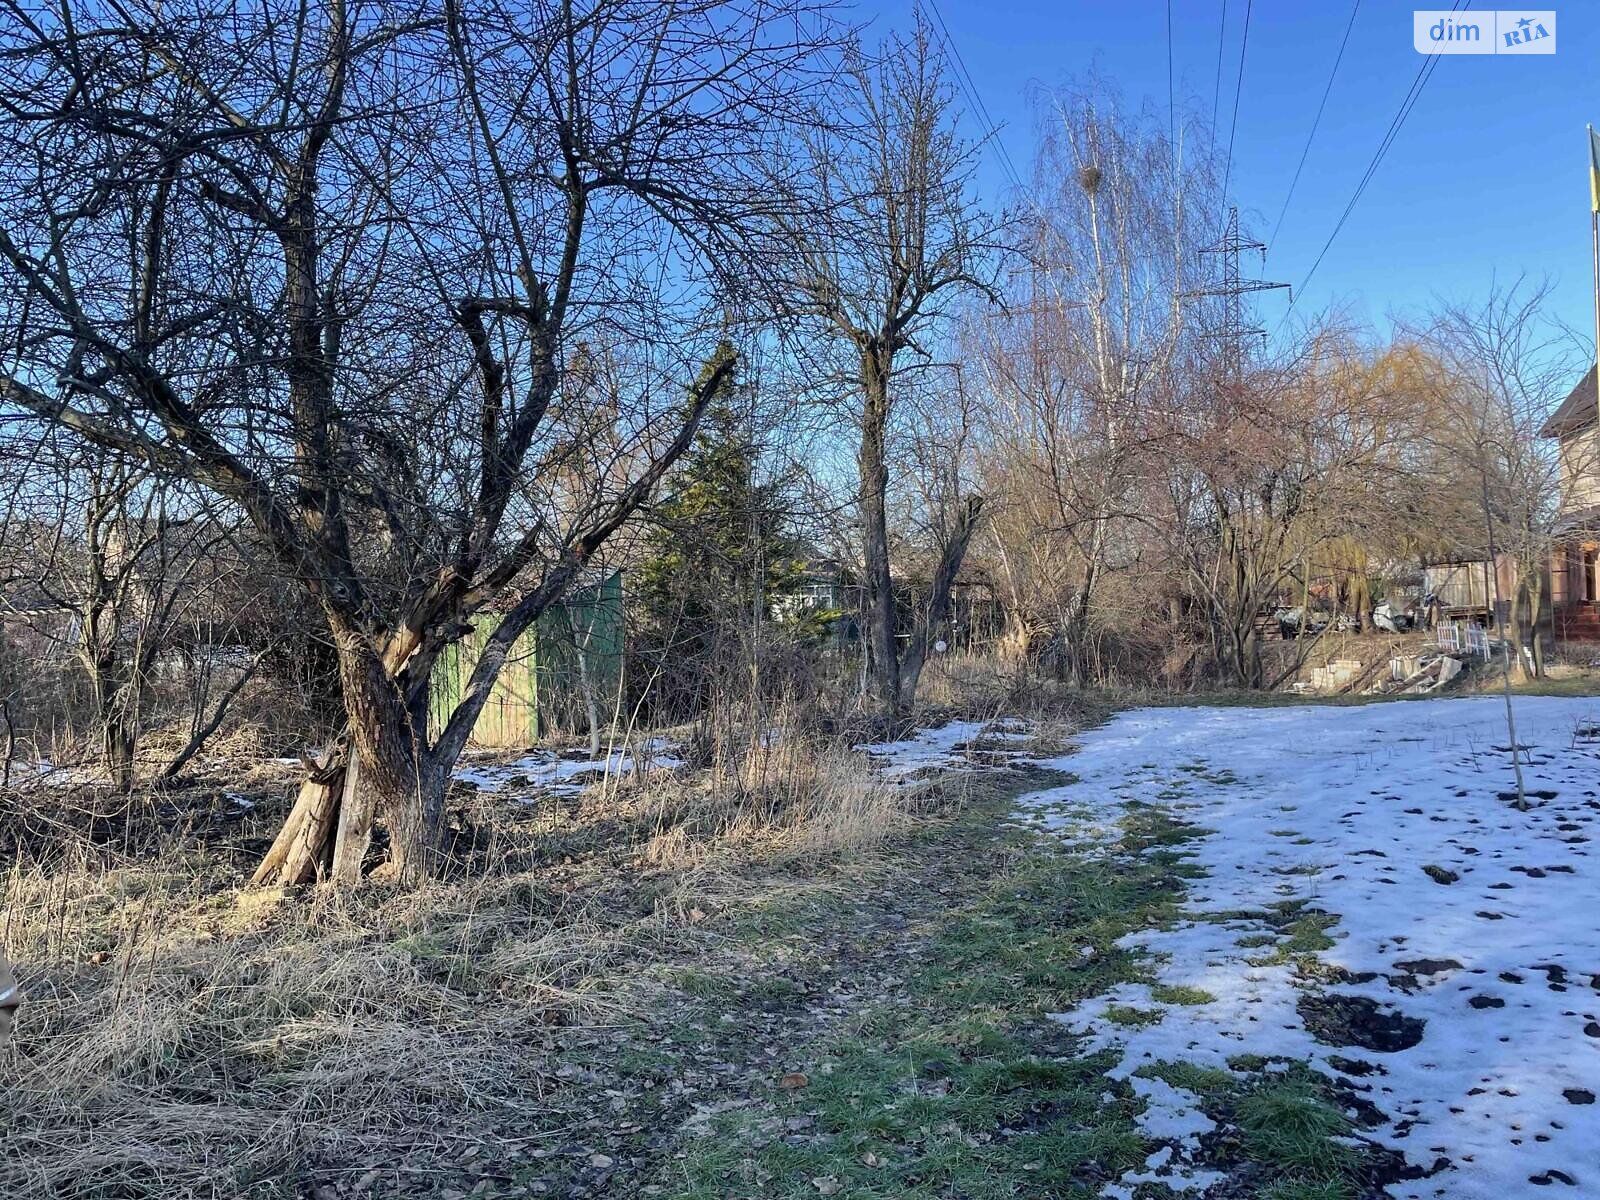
[1023,698,1600,1198]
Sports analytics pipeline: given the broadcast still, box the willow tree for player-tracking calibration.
[0,0,835,884]
[1153,332,1415,688]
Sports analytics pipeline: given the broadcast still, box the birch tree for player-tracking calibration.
[970,93,1220,681]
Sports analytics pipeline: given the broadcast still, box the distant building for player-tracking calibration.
[772,556,999,654]
[1422,554,1518,623]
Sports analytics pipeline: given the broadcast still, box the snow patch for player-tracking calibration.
[1028,698,1600,1199]
[857,719,1030,778]
[454,738,681,798]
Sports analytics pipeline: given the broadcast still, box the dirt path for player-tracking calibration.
[507,758,1125,1199]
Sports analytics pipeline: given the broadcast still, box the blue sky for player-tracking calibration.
[863,1,1597,353]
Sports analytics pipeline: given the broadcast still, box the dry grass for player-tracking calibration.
[1,856,629,1196]
[916,650,1123,729]
[637,734,934,871]
[0,719,946,1199]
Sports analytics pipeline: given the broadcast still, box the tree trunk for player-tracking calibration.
[252,622,443,888]
[1524,572,1546,679]
[103,707,136,793]
[85,642,138,791]
[1505,588,1529,684]
[251,744,345,887]
[1244,626,1263,689]
[336,633,438,884]
[330,751,370,884]
[253,732,447,889]
[1062,592,1092,688]
[900,496,984,706]
[858,347,899,718]
[1348,574,1371,633]
[997,610,1032,666]
[1063,514,1109,687]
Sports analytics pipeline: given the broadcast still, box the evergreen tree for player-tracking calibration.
[634,344,819,717]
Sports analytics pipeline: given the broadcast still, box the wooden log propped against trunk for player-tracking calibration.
[250,736,349,888]
[330,752,371,886]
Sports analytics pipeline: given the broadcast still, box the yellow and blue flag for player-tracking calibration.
[1590,125,1600,213]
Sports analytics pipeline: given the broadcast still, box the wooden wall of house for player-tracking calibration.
[1559,427,1600,511]
[1423,557,1519,613]
[1551,541,1600,610]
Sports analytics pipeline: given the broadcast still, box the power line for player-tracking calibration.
[1211,0,1228,134]
[924,0,1025,194]
[1166,0,1176,161]
[1278,0,1470,329]
[926,0,1098,343]
[1284,14,1454,315]
[1220,0,1253,208]
[1269,0,1361,252]
[1184,206,1290,377]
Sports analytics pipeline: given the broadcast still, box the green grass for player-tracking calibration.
[665,764,1205,1199]
[665,746,1389,1200]
[1504,674,1600,697]
[692,1034,1145,1199]
[663,965,737,999]
[1133,1063,1369,1199]
[1258,1179,1356,1200]
[1235,1075,1357,1175]
[1104,1005,1164,1027]
[1150,983,1216,1006]
[1136,1060,1235,1096]
[1225,901,1341,967]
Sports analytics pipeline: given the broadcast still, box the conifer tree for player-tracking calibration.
[635,345,814,716]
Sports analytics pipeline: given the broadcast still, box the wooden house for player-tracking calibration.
[1539,365,1600,642]
[1422,555,1519,623]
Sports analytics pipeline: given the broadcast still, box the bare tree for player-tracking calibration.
[969,91,1220,683]
[1153,331,1413,688]
[897,363,983,700]
[1409,279,1585,680]
[776,14,1005,718]
[0,441,256,788]
[0,0,836,884]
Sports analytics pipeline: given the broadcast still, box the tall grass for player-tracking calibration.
[0,843,650,1196]
[0,700,948,1198]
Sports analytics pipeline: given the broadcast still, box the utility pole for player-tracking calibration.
[1178,206,1291,683]
[1183,207,1289,379]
